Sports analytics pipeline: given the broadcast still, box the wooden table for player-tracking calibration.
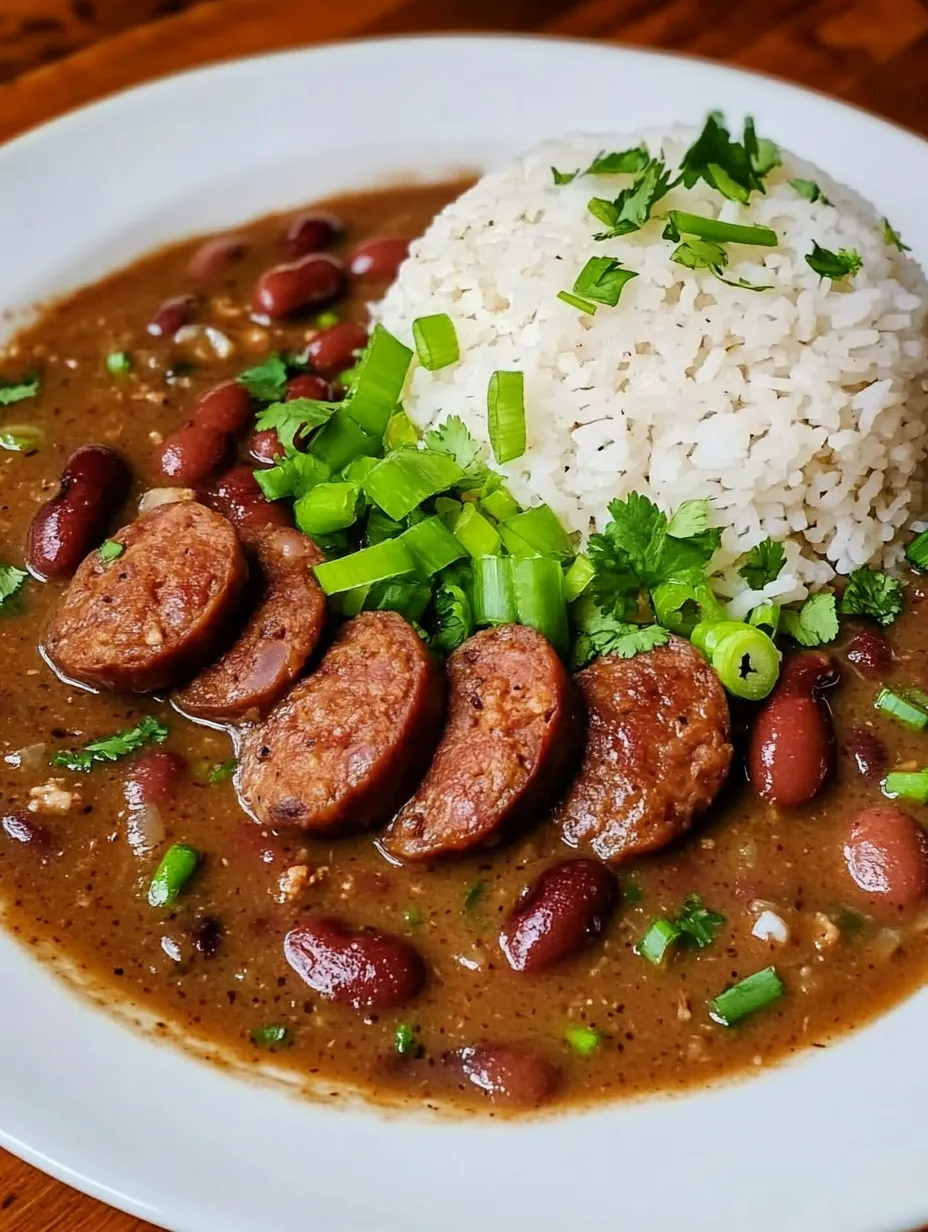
[1,1,927,1227]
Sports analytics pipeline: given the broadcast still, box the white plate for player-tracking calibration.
[2,35,927,1232]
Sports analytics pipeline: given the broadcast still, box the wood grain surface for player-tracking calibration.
[1,1,927,1229]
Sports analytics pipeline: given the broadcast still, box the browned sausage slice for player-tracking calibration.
[237,611,442,831]
[553,636,732,865]
[43,501,246,694]
[173,527,326,723]
[384,624,579,861]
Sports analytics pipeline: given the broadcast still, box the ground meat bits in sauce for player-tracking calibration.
[3,181,928,1117]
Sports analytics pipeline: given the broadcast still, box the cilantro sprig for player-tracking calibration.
[588,157,673,240]
[840,566,904,627]
[0,564,28,610]
[551,143,649,186]
[676,113,779,204]
[237,354,288,401]
[738,538,786,590]
[780,592,840,647]
[805,242,862,281]
[50,716,169,773]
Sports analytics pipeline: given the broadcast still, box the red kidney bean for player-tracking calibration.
[253,254,345,319]
[147,294,198,338]
[499,859,617,973]
[846,628,893,679]
[349,237,409,281]
[201,465,291,532]
[282,211,343,258]
[747,652,839,807]
[449,1044,557,1107]
[124,749,185,808]
[843,806,928,912]
[307,322,369,379]
[26,444,130,580]
[187,235,246,282]
[191,915,224,957]
[154,423,227,486]
[284,916,425,1009]
[193,380,252,434]
[843,727,890,781]
[1,810,50,847]
[248,429,285,467]
[286,373,334,402]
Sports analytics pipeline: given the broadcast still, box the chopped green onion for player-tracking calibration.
[463,881,486,912]
[293,482,361,536]
[315,310,339,329]
[874,687,928,731]
[148,843,201,908]
[453,503,502,559]
[556,290,599,314]
[364,578,432,622]
[564,1025,601,1057]
[251,1023,291,1048]
[499,505,573,559]
[366,508,404,546]
[666,210,777,247]
[310,408,379,471]
[905,529,928,572]
[314,539,416,595]
[473,556,516,625]
[254,454,331,502]
[98,539,124,564]
[0,372,40,406]
[749,601,781,637]
[479,486,521,522]
[512,556,568,654]
[883,770,928,804]
[0,423,44,452]
[394,1023,417,1055]
[711,625,782,701]
[384,409,419,451]
[403,906,423,926]
[708,966,784,1026]
[652,580,703,636]
[363,448,465,521]
[400,515,465,578]
[637,918,681,966]
[434,496,462,528]
[564,553,595,603]
[105,350,132,375]
[336,585,371,618]
[412,313,459,371]
[345,324,412,437]
[208,757,237,785]
[487,371,526,465]
[341,455,379,486]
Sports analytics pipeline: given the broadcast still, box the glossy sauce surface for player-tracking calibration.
[2,181,928,1115]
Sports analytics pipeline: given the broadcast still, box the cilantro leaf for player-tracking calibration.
[0,372,40,407]
[0,564,28,608]
[805,242,862,281]
[98,539,124,564]
[254,397,339,453]
[588,157,672,240]
[674,894,725,948]
[781,592,839,647]
[50,715,169,773]
[744,118,781,178]
[738,537,786,590]
[667,498,711,539]
[671,237,772,292]
[882,218,910,252]
[790,178,828,204]
[840,567,904,627]
[571,256,638,308]
[424,415,488,481]
[676,113,774,204]
[570,595,669,669]
[208,757,238,784]
[551,166,578,185]
[585,145,650,176]
[237,355,288,401]
[429,580,474,655]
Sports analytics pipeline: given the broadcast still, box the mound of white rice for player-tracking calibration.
[377,125,928,611]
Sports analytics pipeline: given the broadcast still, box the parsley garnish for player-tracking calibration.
[50,716,169,773]
[424,415,488,481]
[98,539,124,564]
[587,157,672,239]
[254,397,339,454]
[738,537,786,590]
[0,564,28,609]
[882,218,910,252]
[208,757,238,784]
[0,372,40,406]
[780,592,839,647]
[676,113,777,204]
[675,894,726,948]
[790,178,828,204]
[840,567,904,627]
[237,354,289,401]
[805,242,862,280]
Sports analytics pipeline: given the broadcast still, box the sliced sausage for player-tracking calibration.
[447,1044,558,1107]
[284,916,424,1009]
[553,636,732,865]
[43,501,246,693]
[384,625,578,861]
[499,859,617,973]
[173,527,326,722]
[748,652,839,807]
[237,611,442,831]
[26,445,130,580]
[843,806,928,914]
